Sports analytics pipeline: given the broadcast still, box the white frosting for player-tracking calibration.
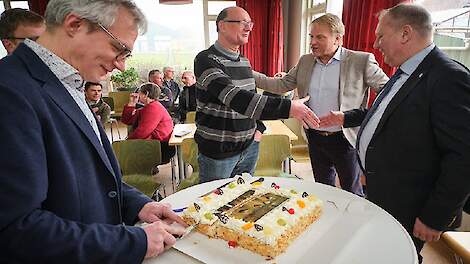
[183,178,323,246]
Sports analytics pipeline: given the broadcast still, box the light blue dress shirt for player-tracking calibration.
[358,44,435,167]
[309,47,342,132]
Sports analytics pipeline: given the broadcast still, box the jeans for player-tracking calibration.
[198,141,260,183]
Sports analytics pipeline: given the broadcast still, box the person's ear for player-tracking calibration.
[1,39,15,54]
[401,25,412,44]
[62,13,87,37]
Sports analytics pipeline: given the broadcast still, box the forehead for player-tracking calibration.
[88,85,102,90]
[226,7,251,20]
[310,22,332,35]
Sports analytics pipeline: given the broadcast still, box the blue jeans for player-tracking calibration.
[198,141,260,183]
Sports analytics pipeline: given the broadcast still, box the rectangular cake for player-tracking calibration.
[182,177,323,258]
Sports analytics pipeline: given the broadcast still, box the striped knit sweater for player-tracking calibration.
[194,41,291,159]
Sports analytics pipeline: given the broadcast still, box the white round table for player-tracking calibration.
[144,177,418,264]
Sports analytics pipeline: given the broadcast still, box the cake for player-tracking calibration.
[181,177,323,258]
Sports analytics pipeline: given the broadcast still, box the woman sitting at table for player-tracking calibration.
[121,83,175,164]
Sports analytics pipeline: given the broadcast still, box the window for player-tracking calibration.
[418,0,470,68]
[203,0,236,47]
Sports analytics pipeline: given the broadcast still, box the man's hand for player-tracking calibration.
[143,221,186,258]
[138,202,188,226]
[254,130,263,142]
[289,96,319,129]
[413,218,442,242]
[319,111,344,128]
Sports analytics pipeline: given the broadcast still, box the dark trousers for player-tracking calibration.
[305,129,364,196]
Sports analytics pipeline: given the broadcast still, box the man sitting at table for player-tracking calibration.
[122,82,176,164]
[85,81,111,125]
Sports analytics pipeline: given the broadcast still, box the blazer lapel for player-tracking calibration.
[339,48,351,106]
[16,44,116,177]
[300,54,316,98]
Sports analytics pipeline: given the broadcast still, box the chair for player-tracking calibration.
[109,91,132,119]
[112,139,165,199]
[282,118,311,173]
[254,134,292,177]
[441,231,470,264]
[102,96,121,141]
[176,138,200,191]
[185,111,196,123]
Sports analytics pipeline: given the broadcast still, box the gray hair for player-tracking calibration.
[163,66,174,72]
[44,0,147,35]
[379,4,433,38]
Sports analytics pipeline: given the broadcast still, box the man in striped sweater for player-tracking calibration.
[194,6,319,183]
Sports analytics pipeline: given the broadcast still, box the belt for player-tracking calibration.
[312,130,341,136]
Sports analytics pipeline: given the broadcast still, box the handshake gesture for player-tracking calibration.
[289,96,345,128]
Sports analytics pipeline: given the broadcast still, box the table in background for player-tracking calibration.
[144,177,418,264]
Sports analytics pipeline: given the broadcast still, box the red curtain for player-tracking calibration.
[236,0,283,76]
[342,0,410,104]
[28,0,49,16]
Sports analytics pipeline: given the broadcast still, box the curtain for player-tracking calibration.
[28,0,49,16]
[342,0,410,104]
[236,0,283,76]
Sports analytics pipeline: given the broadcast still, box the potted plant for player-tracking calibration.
[111,67,140,91]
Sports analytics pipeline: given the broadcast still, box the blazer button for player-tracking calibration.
[108,191,117,198]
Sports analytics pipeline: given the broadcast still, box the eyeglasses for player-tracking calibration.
[97,22,132,61]
[223,20,254,29]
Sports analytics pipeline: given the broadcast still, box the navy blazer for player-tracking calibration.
[344,47,470,233]
[0,44,153,263]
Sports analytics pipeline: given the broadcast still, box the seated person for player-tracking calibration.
[84,82,111,125]
[177,70,197,122]
[148,69,173,110]
[121,83,176,163]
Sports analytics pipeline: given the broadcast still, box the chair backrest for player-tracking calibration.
[254,134,291,176]
[102,96,114,111]
[182,138,198,173]
[185,111,196,123]
[282,118,308,146]
[109,91,132,115]
[112,139,162,175]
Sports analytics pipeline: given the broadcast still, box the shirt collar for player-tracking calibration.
[399,43,435,76]
[214,40,240,60]
[315,46,342,65]
[24,39,84,91]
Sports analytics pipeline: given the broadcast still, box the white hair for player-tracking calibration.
[44,0,147,34]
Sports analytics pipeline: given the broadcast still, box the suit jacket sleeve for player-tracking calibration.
[419,67,470,230]
[343,108,367,128]
[253,63,299,95]
[364,52,389,92]
[0,85,147,263]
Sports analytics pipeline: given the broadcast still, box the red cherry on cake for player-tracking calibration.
[288,208,295,214]
[228,240,238,248]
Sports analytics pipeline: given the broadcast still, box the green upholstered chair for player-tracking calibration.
[176,138,200,191]
[254,134,292,177]
[185,111,196,124]
[109,91,132,119]
[282,118,310,174]
[112,139,164,198]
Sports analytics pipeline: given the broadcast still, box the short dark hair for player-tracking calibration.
[0,8,44,39]
[84,82,102,91]
[148,69,160,79]
[138,83,160,100]
[216,7,230,32]
[379,4,433,38]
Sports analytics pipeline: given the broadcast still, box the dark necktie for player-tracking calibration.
[356,68,404,149]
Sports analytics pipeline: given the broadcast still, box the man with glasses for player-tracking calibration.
[149,69,173,109]
[0,1,186,263]
[194,6,319,183]
[162,66,180,104]
[0,8,45,55]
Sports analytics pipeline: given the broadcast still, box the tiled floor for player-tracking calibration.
[105,121,467,264]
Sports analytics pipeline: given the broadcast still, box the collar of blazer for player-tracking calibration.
[13,43,117,179]
[373,46,439,137]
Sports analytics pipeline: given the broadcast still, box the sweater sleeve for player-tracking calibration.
[121,105,137,126]
[194,52,291,121]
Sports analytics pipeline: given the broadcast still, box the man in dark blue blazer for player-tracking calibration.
[0,1,186,263]
[320,4,470,262]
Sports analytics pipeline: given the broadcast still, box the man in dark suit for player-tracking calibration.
[0,0,185,263]
[320,4,470,262]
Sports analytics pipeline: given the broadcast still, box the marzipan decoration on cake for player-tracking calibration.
[182,177,323,258]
